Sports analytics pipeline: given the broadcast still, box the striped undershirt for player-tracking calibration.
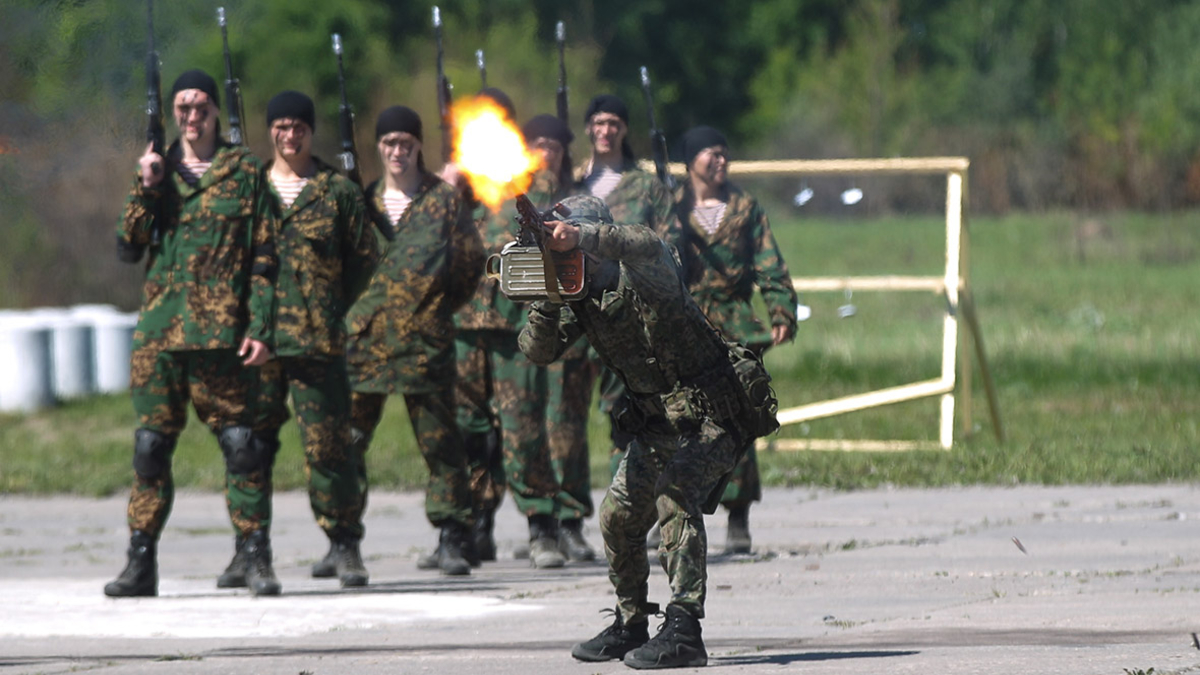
[271,174,309,208]
[693,202,727,236]
[381,189,412,225]
[176,158,212,186]
[585,165,623,201]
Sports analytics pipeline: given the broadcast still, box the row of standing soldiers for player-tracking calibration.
[103,69,798,666]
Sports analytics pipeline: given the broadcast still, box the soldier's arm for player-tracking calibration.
[115,175,163,263]
[341,186,380,307]
[577,221,665,264]
[751,203,799,335]
[519,300,582,365]
[444,195,486,312]
[245,163,279,350]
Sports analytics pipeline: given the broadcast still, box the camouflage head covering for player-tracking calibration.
[550,194,613,225]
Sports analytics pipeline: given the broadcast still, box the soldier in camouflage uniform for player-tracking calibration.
[237,92,379,591]
[105,70,278,598]
[520,195,778,669]
[345,106,485,576]
[665,126,797,555]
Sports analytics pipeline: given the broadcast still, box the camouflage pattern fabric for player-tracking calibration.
[118,141,277,540]
[126,346,263,538]
[351,390,472,527]
[454,330,506,511]
[257,357,364,539]
[546,351,598,519]
[520,218,773,623]
[346,172,484,393]
[118,141,277,351]
[344,172,483,527]
[267,157,379,359]
[666,182,797,507]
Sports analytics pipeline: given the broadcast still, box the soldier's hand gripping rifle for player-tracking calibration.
[332,33,395,241]
[144,0,165,252]
[640,66,675,190]
[217,7,245,146]
[485,195,587,303]
[433,6,454,165]
[555,22,569,124]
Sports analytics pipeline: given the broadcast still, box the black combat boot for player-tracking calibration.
[216,535,248,588]
[311,543,337,578]
[437,523,471,576]
[725,504,752,555]
[622,604,707,669]
[243,530,282,596]
[472,508,497,562]
[558,518,597,562]
[312,536,369,587]
[528,514,565,568]
[104,530,158,597]
[571,606,653,662]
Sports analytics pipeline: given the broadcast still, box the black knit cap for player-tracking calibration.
[266,90,316,131]
[584,94,628,125]
[375,105,423,140]
[681,125,729,168]
[170,69,220,109]
[522,114,573,148]
[478,87,517,122]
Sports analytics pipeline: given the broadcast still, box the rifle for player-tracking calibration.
[555,21,568,124]
[485,195,586,302]
[433,6,454,165]
[332,33,395,241]
[476,49,487,89]
[639,66,674,190]
[145,0,164,249]
[216,7,245,146]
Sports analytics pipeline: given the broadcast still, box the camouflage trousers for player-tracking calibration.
[546,341,600,520]
[455,330,580,518]
[600,403,748,623]
[256,357,364,541]
[352,388,472,528]
[126,347,263,539]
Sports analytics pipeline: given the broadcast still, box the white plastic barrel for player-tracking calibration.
[71,305,138,394]
[27,307,94,399]
[0,313,55,413]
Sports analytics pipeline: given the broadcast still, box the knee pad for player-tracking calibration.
[132,428,176,480]
[218,425,263,475]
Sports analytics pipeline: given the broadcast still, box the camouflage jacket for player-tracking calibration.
[665,182,798,346]
[346,173,484,393]
[519,222,730,398]
[576,159,674,232]
[267,157,380,359]
[454,169,565,333]
[117,141,276,352]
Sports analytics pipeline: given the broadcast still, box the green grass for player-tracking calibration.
[3,208,1199,495]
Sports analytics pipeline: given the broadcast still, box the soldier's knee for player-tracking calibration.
[132,428,177,480]
[219,425,265,475]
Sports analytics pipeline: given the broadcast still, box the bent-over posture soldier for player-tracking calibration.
[106,69,278,597]
[345,106,485,576]
[241,91,379,590]
[665,126,797,554]
[519,195,779,669]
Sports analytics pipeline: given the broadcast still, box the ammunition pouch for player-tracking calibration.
[485,242,587,302]
[727,342,780,438]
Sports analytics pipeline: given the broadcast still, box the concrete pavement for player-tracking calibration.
[2,484,1199,674]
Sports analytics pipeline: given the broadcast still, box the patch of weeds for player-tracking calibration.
[178,527,230,537]
[154,653,202,662]
[1123,668,1156,675]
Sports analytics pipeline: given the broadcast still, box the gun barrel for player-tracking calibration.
[332,32,342,55]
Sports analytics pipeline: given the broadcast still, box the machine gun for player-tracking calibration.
[639,66,675,190]
[433,6,454,165]
[555,21,568,124]
[485,195,586,303]
[217,7,245,146]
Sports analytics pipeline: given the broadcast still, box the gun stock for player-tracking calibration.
[217,7,245,146]
[639,66,675,191]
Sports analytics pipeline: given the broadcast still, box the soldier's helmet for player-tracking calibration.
[549,194,613,225]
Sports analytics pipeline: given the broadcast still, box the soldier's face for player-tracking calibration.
[588,113,626,156]
[270,118,312,160]
[378,132,420,177]
[529,136,564,174]
[690,146,729,187]
[172,90,218,144]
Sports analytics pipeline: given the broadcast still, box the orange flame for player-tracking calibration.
[0,137,18,155]
[451,97,541,212]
